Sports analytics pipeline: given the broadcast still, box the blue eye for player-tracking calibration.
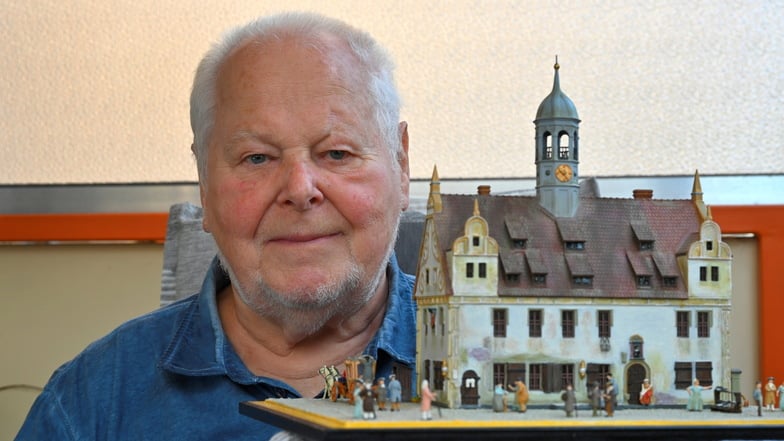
[328,150,347,160]
[247,154,267,164]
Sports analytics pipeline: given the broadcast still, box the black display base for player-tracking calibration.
[240,399,784,441]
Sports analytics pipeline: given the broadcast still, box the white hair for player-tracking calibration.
[189,12,402,182]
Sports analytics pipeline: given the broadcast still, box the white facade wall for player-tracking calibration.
[421,300,728,407]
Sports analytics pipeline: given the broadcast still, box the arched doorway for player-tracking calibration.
[626,363,648,405]
[460,370,480,406]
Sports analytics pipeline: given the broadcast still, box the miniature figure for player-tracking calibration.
[639,378,653,406]
[353,382,364,419]
[492,383,508,412]
[764,377,776,411]
[603,373,617,417]
[507,379,529,412]
[686,378,711,411]
[753,381,763,417]
[373,377,388,411]
[388,374,402,412]
[420,379,436,420]
[778,379,784,411]
[359,382,376,419]
[589,381,601,416]
[561,384,577,417]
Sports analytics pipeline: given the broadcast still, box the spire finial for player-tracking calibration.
[554,55,559,70]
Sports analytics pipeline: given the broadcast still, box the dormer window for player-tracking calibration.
[663,277,677,288]
[512,239,526,249]
[532,274,546,285]
[573,276,592,286]
[565,241,585,250]
[639,240,654,251]
[637,275,651,287]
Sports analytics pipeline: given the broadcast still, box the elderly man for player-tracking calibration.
[16,12,414,441]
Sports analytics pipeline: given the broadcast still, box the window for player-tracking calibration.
[543,133,553,159]
[561,310,576,338]
[493,363,506,388]
[598,310,612,338]
[530,363,574,392]
[573,276,592,286]
[674,361,713,389]
[529,309,543,338]
[433,360,444,390]
[586,363,611,391]
[558,133,569,159]
[529,364,542,390]
[706,241,713,251]
[674,361,692,389]
[565,241,585,250]
[512,239,526,249]
[637,275,651,287]
[697,311,711,338]
[696,362,713,387]
[561,364,575,388]
[466,262,474,278]
[676,311,690,338]
[506,273,520,283]
[425,269,430,284]
[478,263,487,278]
[663,277,677,288]
[640,240,654,251]
[532,274,546,285]
[711,266,719,282]
[508,363,526,385]
[472,236,480,247]
[493,309,507,338]
[699,266,707,281]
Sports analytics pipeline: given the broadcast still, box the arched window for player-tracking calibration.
[558,131,570,159]
[543,132,552,159]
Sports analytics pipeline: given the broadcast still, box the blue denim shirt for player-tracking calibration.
[16,255,416,440]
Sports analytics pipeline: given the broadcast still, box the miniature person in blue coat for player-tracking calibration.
[16,11,415,441]
[388,374,403,412]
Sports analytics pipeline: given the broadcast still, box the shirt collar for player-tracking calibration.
[159,254,416,382]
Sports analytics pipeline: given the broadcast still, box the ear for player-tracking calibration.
[192,143,211,233]
[397,121,410,211]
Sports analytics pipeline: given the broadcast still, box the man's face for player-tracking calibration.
[200,36,409,325]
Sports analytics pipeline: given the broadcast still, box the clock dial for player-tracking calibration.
[555,164,573,182]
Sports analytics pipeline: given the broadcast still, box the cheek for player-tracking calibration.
[209,179,269,237]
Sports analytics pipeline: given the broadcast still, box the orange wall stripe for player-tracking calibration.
[2,207,782,385]
[0,212,169,242]
[713,205,784,388]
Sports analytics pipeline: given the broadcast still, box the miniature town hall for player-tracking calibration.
[413,62,732,409]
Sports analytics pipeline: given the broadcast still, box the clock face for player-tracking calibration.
[555,164,573,182]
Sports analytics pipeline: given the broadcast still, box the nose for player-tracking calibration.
[277,160,324,210]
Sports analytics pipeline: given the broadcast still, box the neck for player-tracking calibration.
[218,277,389,397]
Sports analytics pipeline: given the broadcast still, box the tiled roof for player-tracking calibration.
[431,191,701,300]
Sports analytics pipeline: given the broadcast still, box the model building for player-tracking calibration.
[413,61,732,409]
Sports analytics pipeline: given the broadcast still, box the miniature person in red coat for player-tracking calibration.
[420,379,436,420]
[639,378,653,406]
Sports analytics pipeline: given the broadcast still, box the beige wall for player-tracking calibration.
[0,243,162,439]
[2,1,783,184]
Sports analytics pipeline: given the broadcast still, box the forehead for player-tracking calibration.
[217,33,368,107]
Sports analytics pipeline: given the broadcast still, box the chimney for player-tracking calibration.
[477,185,491,196]
[633,189,653,200]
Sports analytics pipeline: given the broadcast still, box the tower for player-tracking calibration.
[535,58,580,217]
